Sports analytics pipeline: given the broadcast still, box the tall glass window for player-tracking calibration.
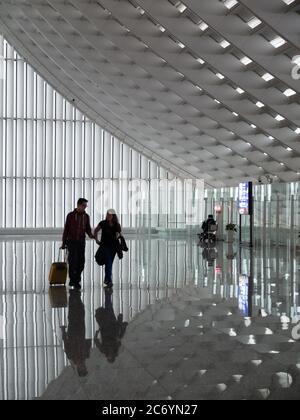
[0,35,204,230]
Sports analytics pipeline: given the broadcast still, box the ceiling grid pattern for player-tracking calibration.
[0,0,299,186]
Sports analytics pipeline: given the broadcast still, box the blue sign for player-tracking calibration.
[239,182,251,215]
[239,275,249,316]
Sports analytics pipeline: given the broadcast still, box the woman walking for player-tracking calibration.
[94,209,122,288]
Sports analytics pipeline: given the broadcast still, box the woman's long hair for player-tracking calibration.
[106,211,119,226]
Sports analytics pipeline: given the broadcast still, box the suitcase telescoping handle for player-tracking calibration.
[57,248,67,262]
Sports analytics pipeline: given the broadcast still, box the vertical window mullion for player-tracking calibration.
[13,55,17,227]
[3,42,7,226]
[72,107,76,205]
[23,62,27,228]
[53,92,57,226]
[43,82,47,227]
[82,116,86,195]
[111,135,114,180]
[61,99,67,225]
[33,73,37,227]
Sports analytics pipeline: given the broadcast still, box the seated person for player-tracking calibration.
[201,215,216,233]
[198,215,217,244]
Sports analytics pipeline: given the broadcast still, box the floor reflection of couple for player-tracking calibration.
[61,289,128,376]
[94,289,128,364]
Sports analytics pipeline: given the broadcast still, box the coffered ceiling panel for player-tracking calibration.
[0,0,299,186]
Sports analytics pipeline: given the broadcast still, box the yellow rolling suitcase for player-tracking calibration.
[49,249,68,286]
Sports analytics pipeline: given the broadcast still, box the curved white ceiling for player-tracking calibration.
[0,0,299,187]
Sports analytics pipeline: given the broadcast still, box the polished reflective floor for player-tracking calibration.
[0,236,300,400]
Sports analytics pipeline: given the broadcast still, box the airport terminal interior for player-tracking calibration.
[0,0,300,401]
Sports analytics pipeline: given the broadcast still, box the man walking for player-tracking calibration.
[61,198,94,289]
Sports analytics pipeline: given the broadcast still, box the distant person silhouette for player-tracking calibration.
[94,289,128,363]
[201,214,216,234]
[60,289,91,376]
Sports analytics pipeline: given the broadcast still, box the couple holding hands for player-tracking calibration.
[61,198,127,289]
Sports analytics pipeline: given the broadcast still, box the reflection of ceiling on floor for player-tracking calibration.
[41,286,300,400]
[0,0,300,186]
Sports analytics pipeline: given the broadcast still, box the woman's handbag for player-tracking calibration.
[95,245,106,266]
[120,235,128,252]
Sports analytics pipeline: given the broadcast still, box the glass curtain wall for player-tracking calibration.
[0,35,204,231]
[205,182,300,247]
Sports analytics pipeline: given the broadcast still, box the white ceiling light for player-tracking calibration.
[292,56,300,66]
[283,88,296,97]
[236,87,245,94]
[286,147,292,151]
[136,6,145,15]
[247,17,262,29]
[158,25,166,33]
[216,73,225,80]
[240,56,252,66]
[177,41,185,49]
[275,114,285,121]
[262,73,274,81]
[295,128,300,134]
[196,57,205,64]
[198,21,208,31]
[223,0,238,9]
[220,40,230,49]
[175,2,187,13]
[256,101,265,108]
[232,112,239,116]
[268,136,275,140]
[214,99,221,104]
[282,0,295,5]
[250,124,257,128]
[280,162,285,166]
[270,36,286,49]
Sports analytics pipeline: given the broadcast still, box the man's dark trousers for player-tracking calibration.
[67,240,85,285]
